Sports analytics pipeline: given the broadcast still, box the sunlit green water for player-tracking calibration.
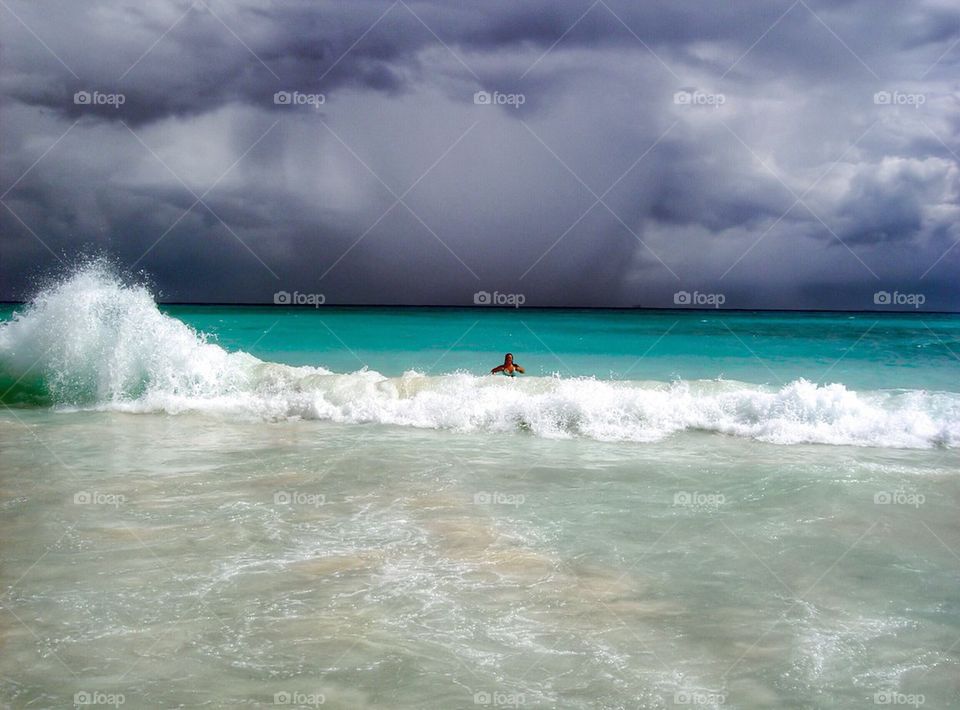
[157,306,959,391]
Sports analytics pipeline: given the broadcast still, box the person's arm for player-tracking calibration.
[514,364,524,373]
[490,365,505,374]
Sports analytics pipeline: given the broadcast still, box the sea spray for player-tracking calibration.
[0,262,264,404]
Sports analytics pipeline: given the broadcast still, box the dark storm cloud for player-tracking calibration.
[1,0,959,310]
[4,0,942,125]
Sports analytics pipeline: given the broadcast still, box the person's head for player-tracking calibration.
[504,353,513,364]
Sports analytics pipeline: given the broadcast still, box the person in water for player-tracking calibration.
[491,353,525,377]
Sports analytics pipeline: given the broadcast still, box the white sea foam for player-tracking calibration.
[1,264,957,448]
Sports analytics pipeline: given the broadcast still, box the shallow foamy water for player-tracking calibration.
[2,412,958,708]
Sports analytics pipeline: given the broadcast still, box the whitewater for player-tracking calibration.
[1,264,956,448]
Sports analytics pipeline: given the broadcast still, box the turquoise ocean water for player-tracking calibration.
[172,304,958,391]
[1,265,958,708]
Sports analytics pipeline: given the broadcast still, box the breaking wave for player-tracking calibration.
[1,264,956,448]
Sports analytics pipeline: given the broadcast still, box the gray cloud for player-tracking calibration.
[1,0,959,310]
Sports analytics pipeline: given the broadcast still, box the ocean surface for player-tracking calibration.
[1,265,958,708]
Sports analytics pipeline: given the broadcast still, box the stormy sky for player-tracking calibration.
[1,0,958,310]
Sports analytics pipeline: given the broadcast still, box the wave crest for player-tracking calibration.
[1,264,956,448]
